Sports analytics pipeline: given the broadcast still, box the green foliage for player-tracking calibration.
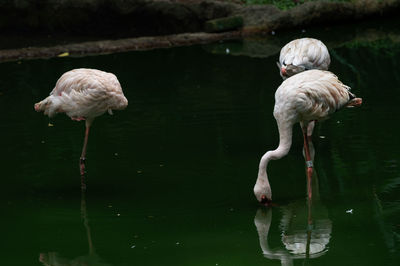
[244,0,301,9]
[243,0,351,10]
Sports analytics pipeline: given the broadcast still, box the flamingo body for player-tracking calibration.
[34,68,128,183]
[34,68,128,122]
[254,70,361,203]
[277,38,330,79]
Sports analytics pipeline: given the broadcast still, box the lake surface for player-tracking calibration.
[1,18,400,265]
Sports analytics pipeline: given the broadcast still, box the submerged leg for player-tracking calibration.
[306,179,313,261]
[80,125,90,189]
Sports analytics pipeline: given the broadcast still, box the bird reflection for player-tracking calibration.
[39,190,110,266]
[254,150,332,265]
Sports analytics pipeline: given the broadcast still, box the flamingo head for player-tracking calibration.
[34,101,48,112]
[254,181,272,206]
[277,62,308,80]
[34,97,52,112]
[277,61,289,79]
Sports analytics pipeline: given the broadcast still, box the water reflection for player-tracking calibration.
[255,204,332,265]
[373,171,400,258]
[39,191,110,266]
[255,148,332,265]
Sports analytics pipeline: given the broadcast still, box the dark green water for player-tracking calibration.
[1,19,400,266]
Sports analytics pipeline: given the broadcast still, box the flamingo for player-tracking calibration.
[254,70,362,205]
[277,38,331,140]
[277,38,331,80]
[34,68,128,188]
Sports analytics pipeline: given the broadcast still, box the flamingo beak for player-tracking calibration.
[260,195,272,206]
[281,67,287,76]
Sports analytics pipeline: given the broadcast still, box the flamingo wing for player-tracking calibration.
[275,70,353,122]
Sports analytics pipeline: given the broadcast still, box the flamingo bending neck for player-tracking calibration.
[254,120,294,203]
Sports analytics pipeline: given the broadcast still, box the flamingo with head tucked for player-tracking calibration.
[277,38,331,140]
[34,68,128,189]
[254,70,361,205]
[277,38,331,80]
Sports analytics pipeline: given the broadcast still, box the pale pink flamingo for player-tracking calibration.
[277,38,330,80]
[34,68,128,188]
[277,38,331,139]
[254,70,362,205]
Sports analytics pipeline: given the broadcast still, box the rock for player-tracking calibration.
[204,15,243,32]
[0,0,241,37]
[1,0,400,61]
[234,5,281,27]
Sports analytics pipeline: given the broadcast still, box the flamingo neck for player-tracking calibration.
[255,121,293,201]
[261,121,293,167]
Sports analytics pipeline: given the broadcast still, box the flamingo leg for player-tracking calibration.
[80,125,90,190]
[305,171,314,262]
[302,124,313,201]
[306,198,313,260]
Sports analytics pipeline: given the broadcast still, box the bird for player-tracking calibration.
[34,68,128,188]
[277,38,331,139]
[277,38,330,80]
[254,70,362,205]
